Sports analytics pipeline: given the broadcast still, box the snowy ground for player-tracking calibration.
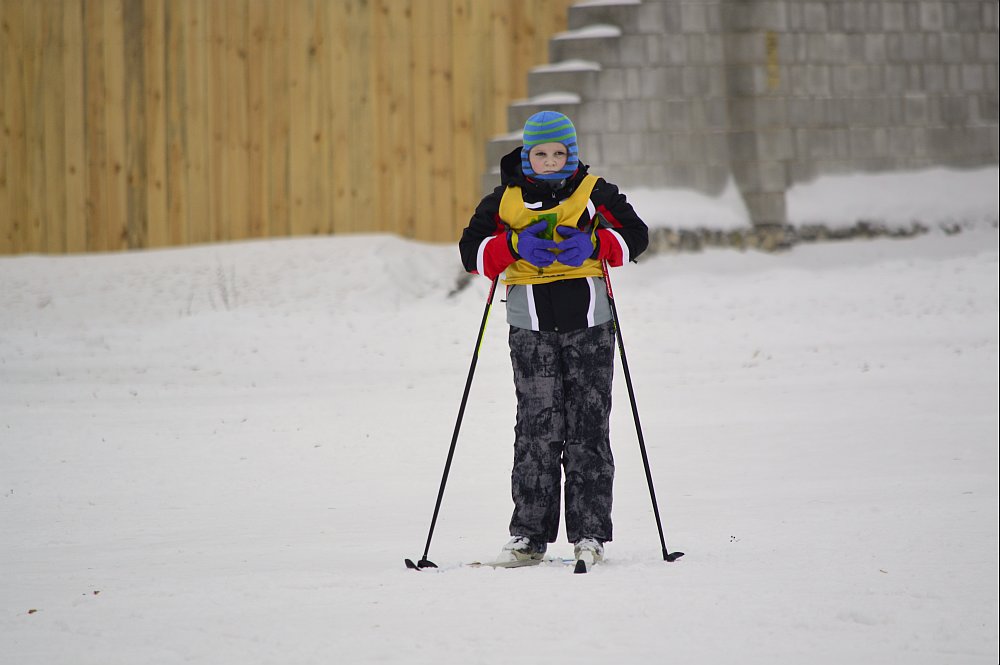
[1,172,998,663]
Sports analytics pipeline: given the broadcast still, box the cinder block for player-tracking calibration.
[883,65,907,93]
[485,136,522,167]
[620,35,647,67]
[579,135,602,165]
[940,33,963,63]
[925,33,942,61]
[904,2,921,30]
[606,101,622,133]
[842,2,868,33]
[977,91,999,124]
[741,191,788,227]
[924,64,947,93]
[660,34,688,65]
[787,2,804,31]
[758,98,790,128]
[728,131,758,161]
[937,96,972,124]
[955,2,982,31]
[805,65,832,95]
[756,129,794,160]
[704,132,731,166]
[866,3,883,31]
[550,33,622,66]
[621,101,648,131]
[709,98,732,130]
[568,2,642,33]
[596,69,626,101]
[527,67,600,99]
[901,33,925,62]
[883,2,906,31]
[847,128,881,158]
[979,33,999,63]
[802,2,828,31]
[750,1,788,31]
[961,64,985,92]
[599,132,635,163]
[680,4,708,32]
[919,1,945,31]
[661,100,692,130]
[787,98,816,127]
[683,66,715,96]
[701,34,724,65]
[624,68,643,99]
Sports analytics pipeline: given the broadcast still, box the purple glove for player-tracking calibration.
[555,226,595,267]
[516,221,558,268]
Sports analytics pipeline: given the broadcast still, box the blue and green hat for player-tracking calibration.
[520,111,579,182]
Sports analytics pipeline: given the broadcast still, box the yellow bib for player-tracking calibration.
[500,175,604,285]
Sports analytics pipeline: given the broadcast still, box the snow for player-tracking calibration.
[513,91,583,106]
[786,166,1000,230]
[554,24,624,40]
[1,178,998,663]
[629,166,999,232]
[573,0,640,8]
[530,59,603,73]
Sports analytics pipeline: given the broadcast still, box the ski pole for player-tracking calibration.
[406,276,500,570]
[601,260,684,562]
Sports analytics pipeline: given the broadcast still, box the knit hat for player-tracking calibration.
[520,111,579,182]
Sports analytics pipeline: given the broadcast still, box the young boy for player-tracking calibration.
[458,111,649,567]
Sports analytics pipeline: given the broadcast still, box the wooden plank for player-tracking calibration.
[245,0,267,239]
[326,0,349,235]
[207,0,225,242]
[41,1,68,253]
[143,0,168,248]
[102,0,129,250]
[0,1,27,254]
[313,0,332,235]
[287,0,314,236]
[410,0,435,241]
[370,0,391,234]
[184,0,210,245]
[21,1,45,253]
[123,0,148,250]
[265,0,289,238]
[450,0,476,242]
[84,0,108,251]
[490,3,513,134]
[163,0,188,246]
[386,0,414,238]
[63,0,88,253]
[0,1,10,254]
[229,0,249,241]
[429,0,456,242]
[346,0,374,234]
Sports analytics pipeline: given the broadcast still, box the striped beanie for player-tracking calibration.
[520,111,579,182]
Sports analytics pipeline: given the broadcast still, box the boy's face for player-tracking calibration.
[528,142,568,176]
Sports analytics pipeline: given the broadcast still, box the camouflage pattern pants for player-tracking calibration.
[508,322,616,544]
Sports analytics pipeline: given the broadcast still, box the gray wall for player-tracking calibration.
[487,0,998,228]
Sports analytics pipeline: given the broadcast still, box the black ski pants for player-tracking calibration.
[507,321,615,544]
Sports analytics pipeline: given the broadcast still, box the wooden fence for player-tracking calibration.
[0,0,574,254]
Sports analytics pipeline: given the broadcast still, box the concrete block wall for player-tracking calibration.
[484,0,998,228]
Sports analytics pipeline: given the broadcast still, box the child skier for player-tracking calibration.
[458,110,649,567]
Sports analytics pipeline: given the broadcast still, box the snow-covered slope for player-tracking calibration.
[1,223,997,663]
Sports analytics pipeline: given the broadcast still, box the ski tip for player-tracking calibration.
[665,551,685,562]
[573,559,589,574]
[404,558,419,570]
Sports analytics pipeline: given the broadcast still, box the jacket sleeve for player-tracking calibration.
[590,178,648,267]
[458,185,518,279]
